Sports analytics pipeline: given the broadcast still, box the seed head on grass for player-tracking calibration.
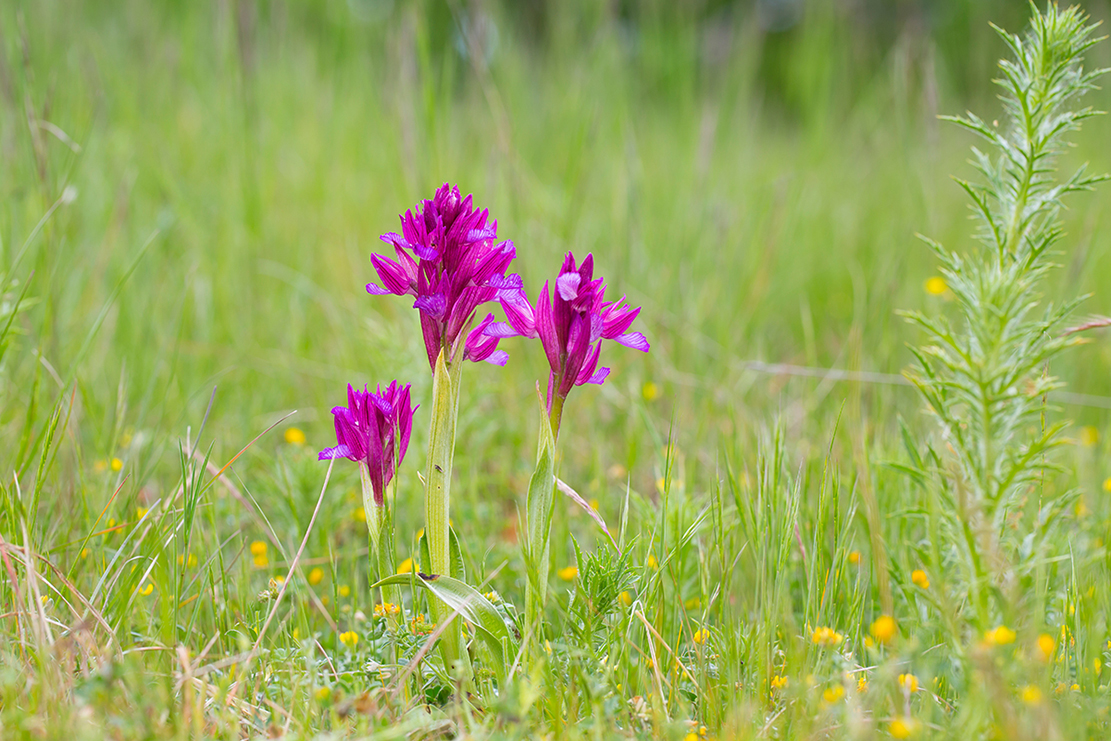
[367,182,519,368]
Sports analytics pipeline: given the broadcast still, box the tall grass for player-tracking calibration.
[3,1,1111,739]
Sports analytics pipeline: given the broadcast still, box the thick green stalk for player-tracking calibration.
[425,349,470,680]
[524,391,558,654]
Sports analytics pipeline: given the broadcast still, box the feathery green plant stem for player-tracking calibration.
[425,349,470,680]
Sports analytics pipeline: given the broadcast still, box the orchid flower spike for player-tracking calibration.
[319,382,417,527]
[487,251,649,424]
[367,183,520,369]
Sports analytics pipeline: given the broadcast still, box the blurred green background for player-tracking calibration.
[4,0,1111,538]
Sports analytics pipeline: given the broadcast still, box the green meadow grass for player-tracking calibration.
[4,2,1111,738]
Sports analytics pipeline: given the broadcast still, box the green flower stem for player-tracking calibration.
[524,390,558,655]
[362,470,400,631]
[425,349,471,680]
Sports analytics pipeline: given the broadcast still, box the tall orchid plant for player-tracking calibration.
[319,183,648,683]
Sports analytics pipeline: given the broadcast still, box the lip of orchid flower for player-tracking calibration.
[366,183,518,370]
[485,251,648,410]
[318,381,418,506]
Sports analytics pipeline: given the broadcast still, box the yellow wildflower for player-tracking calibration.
[136,507,148,519]
[177,553,197,568]
[771,675,789,690]
[396,557,417,574]
[252,554,269,568]
[353,507,366,522]
[870,615,897,645]
[80,548,89,559]
[619,591,633,607]
[684,597,702,610]
[1036,633,1056,662]
[308,567,324,586]
[889,717,920,739]
[138,583,154,596]
[898,673,919,693]
[373,602,400,618]
[911,569,929,589]
[646,554,658,570]
[588,498,600,511]
[339,630,359,648]
[284,427,306,445]
[250,541,267,556]
[111,458,123,472]
[315,686,331,702]
[93,459,107,473]
[857,675,868,693]
[811,626,843,648]
[924,276,947,295]
[642,381,660,401]
[822,685,845,704]
[483,591,499,603]
[1081,426,1100,446]
[557,565,578,581]
[1104,477,1111,493]
[338,585,350,597]
[693,629,709,645]
[848,550,861,565]
[985,625,1016,646]
[1021,685,1043,705]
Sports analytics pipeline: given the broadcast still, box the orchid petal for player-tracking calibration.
[616,331,650,352]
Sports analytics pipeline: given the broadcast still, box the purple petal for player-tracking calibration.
[380,232,413,251]
[366,282,393,295]
[585,367,610,385]
[468,227,497,242]
[318,443,353,461]
[412,242,440,261]
[414,293,447,319]
[371,254,412,295]
[484,350,509,366]
[484,321,521,338]
[616,331,650,352]
[556,272,581,301]
[420,312,442,370]
[499,290,537,338]
[535,284,561,373]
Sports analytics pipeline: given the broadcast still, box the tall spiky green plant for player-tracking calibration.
[903,3,1107,626]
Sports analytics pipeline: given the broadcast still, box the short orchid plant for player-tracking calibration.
[319,184,648,686]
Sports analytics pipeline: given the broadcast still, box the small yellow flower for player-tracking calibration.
[870,615,897,645]
[339,630,359,648]
[619,591,633,607]
[588,498,600,511]
[107,518,116,528]
[770,675,789,690]
[284,427,306,445]
[911,569,929,589]
[308,567,324,585]
[373,602,400,618]
[111,458,123,472]
[693,629,709,645]
[483,590,500,603]
[396,557,417,574]
[822,685,845,704]
[352,507,366,522]
[314,686,331,702]
[898,673,919,693]
[924,276,947,296]
[1020,685,1043,705]
[139,583,154,596]
[889,717,920,739]
[985,625,1016,646]
[811,626,844,648]
[135,507,148,519]
[642,381,660,402]
[177,553,197,568]
[557,566,578,581]
[1103,477,1111,493]
[684,597,702,610]
[1036,633,1056,662]
[253,554,269,568]
[683,734,698,741]
[544,640,552,655]
[848,550,861,565]
[250,541,268,557]
[338,585,350,598]
[1081,426,1100,447]
[93,459,108,473]
[857,675,868,693]
[80,548,89,559]
[646,554,658,570]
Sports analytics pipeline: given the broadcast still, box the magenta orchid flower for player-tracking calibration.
[486,251,649,428]
[366,183,520,370]
[319,381,417,507]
